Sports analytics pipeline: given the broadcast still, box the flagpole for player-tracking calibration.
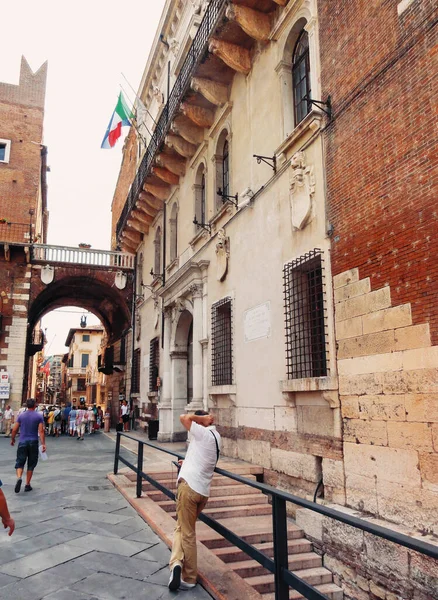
[120,85,150,147]
[121,72,158,126]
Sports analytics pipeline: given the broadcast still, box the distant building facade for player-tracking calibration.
[65,326,104,406]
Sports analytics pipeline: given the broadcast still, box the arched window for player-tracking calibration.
[154,227,161,276]
[292,29,311,126]
[170,203,178,262]
[215,129,230,212]
[195,164,206,228]
[222,140,229,198]
[136,252,144,296]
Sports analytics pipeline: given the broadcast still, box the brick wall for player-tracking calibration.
[111,128,138,249]
[320,0,438,344]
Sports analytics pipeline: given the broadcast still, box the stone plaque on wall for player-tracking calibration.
[244,301,271,343]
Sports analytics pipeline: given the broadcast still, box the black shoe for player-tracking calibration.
[14,478,22,493]
[24,484,32,492]
[168,564,182,591]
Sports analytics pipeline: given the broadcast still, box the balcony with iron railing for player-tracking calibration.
[116,0,228,240]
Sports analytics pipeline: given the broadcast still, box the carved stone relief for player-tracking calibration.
[216,228,230,282]
[289,151,315,230]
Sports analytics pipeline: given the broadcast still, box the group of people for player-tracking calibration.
[42,403,104,439]
[1,397,221,595]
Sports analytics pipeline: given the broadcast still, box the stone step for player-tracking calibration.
[148,483,263,501]
[247,566,334,595]
[198,517,304,549]
[212,538,312,563]
[227,552,322,579]
[169,502,272,521]
[158,493,269,513]
[262,582,343,600]
[130,466,262,482]
[141,473,258,491]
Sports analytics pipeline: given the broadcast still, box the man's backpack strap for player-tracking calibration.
[210,430,220,464]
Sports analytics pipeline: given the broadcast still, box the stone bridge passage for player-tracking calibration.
[0,433,212,600]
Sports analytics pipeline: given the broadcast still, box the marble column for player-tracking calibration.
[187,284,204,412]
[158,307,173,442]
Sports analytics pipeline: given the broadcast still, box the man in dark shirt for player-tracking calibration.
[10,398,46,493]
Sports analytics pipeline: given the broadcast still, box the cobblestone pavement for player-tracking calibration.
[0,433,213,600]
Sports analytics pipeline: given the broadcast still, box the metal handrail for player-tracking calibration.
[114,432,438,600]
[115,0,228,241]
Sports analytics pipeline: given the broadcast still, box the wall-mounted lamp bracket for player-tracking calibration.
[141,282,154,292]
[253,154,277,173]
[149,268,164,283]
[217,188,238,208]
[307,95,332,119]
[193,216,212,233]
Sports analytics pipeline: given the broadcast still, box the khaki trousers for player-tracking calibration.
[4,419,11,436]
[169,479,208,584]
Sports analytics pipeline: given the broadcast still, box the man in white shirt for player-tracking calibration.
[168,410,221,591]
[3,405,13,437]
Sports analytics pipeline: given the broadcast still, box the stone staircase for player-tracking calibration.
[141,467,343,600]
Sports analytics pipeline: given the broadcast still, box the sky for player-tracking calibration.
[1,0,167,355]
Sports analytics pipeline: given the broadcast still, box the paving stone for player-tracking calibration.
[67,533,149,557]
[65,510,132,526]
[70,571,166,600]
[123,529,162,544]
[0,528,85,563]
[73,550,162,580]
[0,572,19,589]
[0,543,91,578]
[42,590,99,600]
[133,543,171,565]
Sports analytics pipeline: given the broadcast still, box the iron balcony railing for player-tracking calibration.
[114,432,438,600]
[31,244,135,269]
[116,0,228,240]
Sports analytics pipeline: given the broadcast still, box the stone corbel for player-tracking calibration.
[3,244,10,261]
[156,153,187,176]
[226,4,271,42]
[180,103,215,128]
[136,200,157,218]
[127,219,149,235]
[322,390,340,409]
[139,192,164,211]
[123,229,142,245]
[272,0,287,4]
[191,77,229,106]
[143,183,171,201]
[24,246,30,263]
[208,39,251,74]
[165,134,197,158]
[171,117,204,145]
[208,385,237,406]
[131,210,153,225]
[152,166,180,185]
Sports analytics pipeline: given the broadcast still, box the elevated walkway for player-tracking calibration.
[106,431,343,600]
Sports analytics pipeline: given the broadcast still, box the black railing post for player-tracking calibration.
[272,495,289,600]
[136,441,144,498]
[114,431,121,475]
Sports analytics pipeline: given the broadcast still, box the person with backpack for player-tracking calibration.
[168,410,221,592]
[76,404,88,441]
[53,407,61,438]
[69,406,77,437]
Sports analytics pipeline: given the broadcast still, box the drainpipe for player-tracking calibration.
[40,145,48,244]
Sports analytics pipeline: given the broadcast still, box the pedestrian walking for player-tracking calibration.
[168,410,221,591]
[87,406,95,434]
[47,407,55,436]
[53,406,61,437]
[69,406,77,436]
[0,481,15,536]
[76,405,88,440]
[3,405,14,437]
[120,400,129,432]
[10,398,46,493]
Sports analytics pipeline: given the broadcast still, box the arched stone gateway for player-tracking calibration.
[1,244,135,408]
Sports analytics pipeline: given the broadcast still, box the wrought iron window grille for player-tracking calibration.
[149,338,160,392]
[211,297,233,386]
[131,348,141,394]
[283,249,329,380]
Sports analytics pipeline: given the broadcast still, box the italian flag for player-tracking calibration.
[101,92,133,149]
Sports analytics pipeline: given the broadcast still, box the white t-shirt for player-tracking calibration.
[178,422,221,497]
[121,405,128,416]
[4,409,13,420]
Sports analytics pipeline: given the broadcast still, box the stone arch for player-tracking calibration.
[173,308,194,406]
[28,274,132,346]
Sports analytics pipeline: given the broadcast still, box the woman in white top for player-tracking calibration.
[87,406,95,434]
